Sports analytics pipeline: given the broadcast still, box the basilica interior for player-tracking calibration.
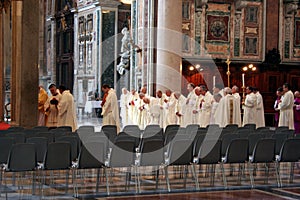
[1,0,300,199]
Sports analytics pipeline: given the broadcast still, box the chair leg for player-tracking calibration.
[220,163,227,188]
[32,171,36,195]
[249,163,254,188]
[65,170,70,194]
[191,164,199,190]
[96,168,100,193]
[155,169,159,190]
[183,165,188,188]
[165,166,170,192]
[105,168,110,196]
[275,162,282,187]
[264,163,269,184]
[289,162,295,184]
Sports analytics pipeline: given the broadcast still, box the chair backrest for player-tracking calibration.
[102,125,117,143]
[142,127,163,140]
[272,133,289,155]
[197,140,221,164]
[122,125,141,138]
[251,139,275,163]
[237,129,251,139]
[7,126,24,132]
[255,127,270,133]
[0,137,15,164]
[6,132,26,144]
[140,138,164,166]
[260,129,275,138]
[278,138,300,162]
[193,134,206,157]
[186,124,199,136]
[224,124,238,133]
[32,126,49,132]
[224,139,248,163]
[221,133,239,156]
[26,137,48,163]
[164,124,180,134]
[275,126,289,134]
[44,142,71,170]
[168,139,193,165]
[37,131,54,143]
[77,125,95,133]
[110,140,136,167]
[7,143,36,172]
[78,141,106,169]
[243,123,256,132]
[56,126,72,132]
[248,133,265,155]
[56,136,79,161]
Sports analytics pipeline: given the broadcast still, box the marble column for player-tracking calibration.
[11,0,39,127]
[156,0,182,92]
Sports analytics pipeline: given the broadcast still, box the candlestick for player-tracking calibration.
[213,76,216,88]
[242,73,245,87]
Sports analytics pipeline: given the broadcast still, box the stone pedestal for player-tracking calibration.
[10,0,39,127]
[156,0,182,92]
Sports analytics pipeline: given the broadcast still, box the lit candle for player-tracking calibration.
[242,73,245,87]
[213,76,216,88]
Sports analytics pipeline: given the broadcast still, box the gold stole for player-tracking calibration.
[229,99,234,124]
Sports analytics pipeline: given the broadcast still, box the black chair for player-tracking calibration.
[237,129,251,139]
[165,138,196,191]
[0,137,15,166]
[193,134,205,157]
[3,143,37,198]
[248,139,277,187]
[37,131,54,143]
[255,127,270,133]
[56,135,79,161]
[276,138,300,187]
[137,138,165,193]
[55,126,73,132]
[194,140,222,187]
[26,137,48,163]
[221,139,249,187]
[74,141,108,197]
[108,140,136,193]
[7,126,25,132]
[42,142,71,194]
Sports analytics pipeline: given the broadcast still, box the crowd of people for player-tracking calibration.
[38,84,77,132]
[36,82,300,134]
[118,83,300,134]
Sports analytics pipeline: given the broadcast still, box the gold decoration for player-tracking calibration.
[225,57,231,87]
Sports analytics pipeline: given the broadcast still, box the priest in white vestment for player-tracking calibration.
[174,92,186,127]
[101,85,120,133]
[198,85,214,127]
[242,86,257,126]
[254,88,265,128]
[156,90,166,128]
[57,85,78,132]
[232,85,241,103]
[120,88,130,127]
[184,83,197,126]
[214,87,241,127]
[277,83,294,129]
[210,94,222,124]
[44,84,61,127]
[163,89,177,127]
[128,89,139,125]
[193,87,203,126]
[136,93,146,129]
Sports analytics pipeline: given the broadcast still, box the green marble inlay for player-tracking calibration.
[285,41,290,58]
[234,38,240,57]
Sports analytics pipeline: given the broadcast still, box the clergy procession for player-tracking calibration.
[118,82,300,133]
